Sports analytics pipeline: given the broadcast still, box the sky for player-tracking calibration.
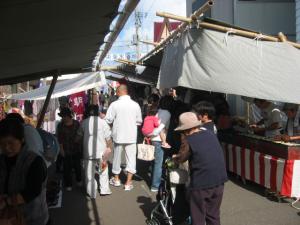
[101,0,187,65]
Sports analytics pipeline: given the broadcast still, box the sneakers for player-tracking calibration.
[110,177,134,191]
[66,187,72,191]
[100,190,112,196]
[124,184,134,191]
[109,177,121,187]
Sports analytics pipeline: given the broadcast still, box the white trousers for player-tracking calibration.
[84,159,110,198]
[112,143,137,175]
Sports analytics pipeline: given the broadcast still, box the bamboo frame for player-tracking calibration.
[198,22,300,49]
[137,0,214,63]
[137,0,300,65]
[156,12,192,23]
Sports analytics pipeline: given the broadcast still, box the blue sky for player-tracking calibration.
[102,0,186,64]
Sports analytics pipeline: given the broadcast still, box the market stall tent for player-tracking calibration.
[9,72,105,101]
[158,27,300,104]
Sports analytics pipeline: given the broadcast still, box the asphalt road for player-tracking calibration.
[50,163,300,225]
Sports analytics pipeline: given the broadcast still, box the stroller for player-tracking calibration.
[147,158,190,225]
[146,158,174,225]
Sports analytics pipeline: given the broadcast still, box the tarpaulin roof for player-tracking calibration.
[0,0,120,84]
[158,28,300,104]
[9,72,105,100]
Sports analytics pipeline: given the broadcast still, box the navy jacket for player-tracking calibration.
[186,129,228,189]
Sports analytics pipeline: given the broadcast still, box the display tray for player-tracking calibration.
[218,132,300,160]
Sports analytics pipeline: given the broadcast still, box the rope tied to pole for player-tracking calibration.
[253,33,264,80]
[223,28,236,46]
[254,33,264,46]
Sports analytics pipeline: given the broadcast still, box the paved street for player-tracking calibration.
[50,162,300,225]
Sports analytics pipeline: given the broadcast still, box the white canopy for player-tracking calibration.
[10,72,106,100]
[158,28,300,104]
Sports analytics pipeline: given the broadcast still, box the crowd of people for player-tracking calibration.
[2,83,299,225]
[0,83,231,225]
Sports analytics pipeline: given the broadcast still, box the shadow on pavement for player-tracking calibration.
[136,159,152,187]
[137,196,157,219]
[49,186,102,225]
[48,163,102,225]
[227,172,291,203]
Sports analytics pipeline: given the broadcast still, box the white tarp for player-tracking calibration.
[158,28,300,104]
[10,72,106,100]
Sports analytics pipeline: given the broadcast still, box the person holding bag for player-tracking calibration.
[0,119,49,225]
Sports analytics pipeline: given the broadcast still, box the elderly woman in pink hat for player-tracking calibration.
[173,112,228,225]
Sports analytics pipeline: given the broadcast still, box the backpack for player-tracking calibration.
[37,128,60,163]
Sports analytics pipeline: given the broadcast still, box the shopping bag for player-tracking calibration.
[137,138,155,161]
[0,206,26,225]
[169,161,189,185]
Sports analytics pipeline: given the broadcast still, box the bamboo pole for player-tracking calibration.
[139,40,159,46]
[198,22,277,42]
[137,0,214,63]
[156,12,192,23]
[36,73,59,128]
[198,22,300,49]
[114,58,137,65]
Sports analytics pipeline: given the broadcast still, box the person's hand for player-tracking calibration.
[172,154,178,159]
[105,147,112,154]
[281,134,291,142]
[102,147,111,161]
[249,124,257,129]
[99,112,106,119]
[274,135,282,141]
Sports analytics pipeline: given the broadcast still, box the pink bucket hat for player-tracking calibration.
[175,112,202,131]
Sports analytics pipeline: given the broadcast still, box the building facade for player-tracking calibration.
[296,0,300,42]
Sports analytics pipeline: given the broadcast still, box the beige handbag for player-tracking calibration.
[137,138,155,161]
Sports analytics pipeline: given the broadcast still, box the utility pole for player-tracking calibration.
[133,10,144,59]
[132,10,149,60]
